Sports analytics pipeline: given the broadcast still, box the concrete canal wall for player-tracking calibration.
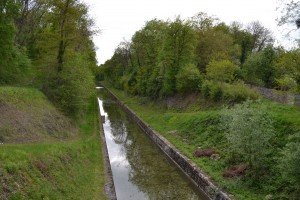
[103,87,231,200]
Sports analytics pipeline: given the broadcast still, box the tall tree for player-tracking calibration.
[159,17,196,96]
[246,21,274,52]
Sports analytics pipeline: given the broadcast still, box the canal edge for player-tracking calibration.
[103,86,231,200]
[97,97,117,200]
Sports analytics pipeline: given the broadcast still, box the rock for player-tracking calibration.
[193,148,216,157]
[210,154,221,161]
[223,164,248,178]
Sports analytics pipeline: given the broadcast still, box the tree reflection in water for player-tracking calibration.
[101,95,207,200]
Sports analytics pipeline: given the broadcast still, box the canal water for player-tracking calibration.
[97,89,209,200]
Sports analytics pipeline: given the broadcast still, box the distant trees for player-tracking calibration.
[100,11,300,101]
[246,21,274,52]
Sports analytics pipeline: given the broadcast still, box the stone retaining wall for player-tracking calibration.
[103,87,231,200]
[250,85,300,106]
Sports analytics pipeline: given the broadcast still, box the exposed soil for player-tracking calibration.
[223,164,248,178]
[193,148,216,157]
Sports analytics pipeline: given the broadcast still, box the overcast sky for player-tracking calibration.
[84,0,289,65]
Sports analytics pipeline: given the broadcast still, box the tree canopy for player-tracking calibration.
[0,0,98,117]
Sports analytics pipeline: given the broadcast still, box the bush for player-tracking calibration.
[206,60,237,82]
[222,82,259,103]
[201,80,223,101]
[280,132,300,193]
[176,63,202,93]
[201,80,211,98]
[201,81,259,103]
[221,100,275,172]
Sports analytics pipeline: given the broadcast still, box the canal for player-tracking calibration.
[98,88,209,200]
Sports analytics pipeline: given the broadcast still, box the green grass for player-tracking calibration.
[0,86,53,110]
[106,84,300,200]
[0,87,107,200]
[0,86,78,143]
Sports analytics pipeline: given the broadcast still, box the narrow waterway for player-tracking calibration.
[97,89,209,200]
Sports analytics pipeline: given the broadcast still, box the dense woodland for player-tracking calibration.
[0,0,97,117]
[99,12,300,102]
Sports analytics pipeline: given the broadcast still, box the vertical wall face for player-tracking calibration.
[103,87,231,200]
[251,85,299,106]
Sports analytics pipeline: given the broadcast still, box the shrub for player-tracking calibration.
[280,132,300,193]
[222,82,259,103]
[221,100,275,172]
[210,83,223,101]
[176,63,202,93]
[201,81,259,103]
[206,60,237,82]
[201,80,223,101]
[201,80,212,98]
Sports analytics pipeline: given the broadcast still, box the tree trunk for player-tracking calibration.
[57,0,71,72]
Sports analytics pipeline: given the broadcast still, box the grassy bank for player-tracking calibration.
[0,87,106,199]
[105,84,300,200]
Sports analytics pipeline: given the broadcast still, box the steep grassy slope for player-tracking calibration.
[0,87,106,199]
[0,87,77,143]
[106,85,300,200]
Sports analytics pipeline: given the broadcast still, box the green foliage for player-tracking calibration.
[222,82,259,103]
[176,63,202,93]
[201,81,259,103]
[206,60,236,82]
[280,132,300,193]
[102,14,300,103]
[195,26,241,72]
[201,80,223,101]
[221,100,275,171]
[274,49,300,92]
[275,75,298,92]
[0,0,32,84]
[44,55,95,117]
[160,17,197,97]
[242,45,276,87]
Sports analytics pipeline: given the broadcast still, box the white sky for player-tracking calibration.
[83,0,292,65]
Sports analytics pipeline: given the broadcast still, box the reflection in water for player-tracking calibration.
[98,90,208,200]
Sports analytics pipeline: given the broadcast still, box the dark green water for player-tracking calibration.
[97,89,209,200]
